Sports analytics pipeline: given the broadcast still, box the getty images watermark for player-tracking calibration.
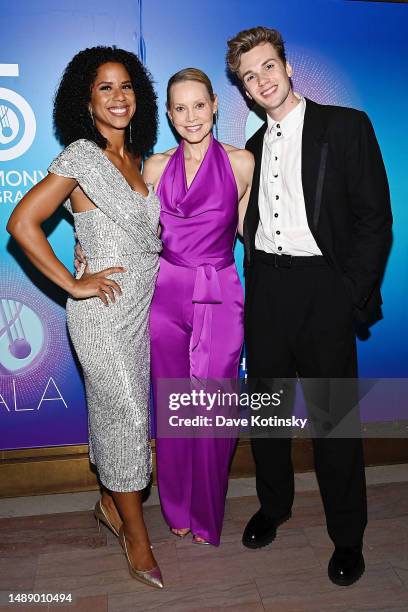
[155,378,408,439]
[167,388,307,431]
[156,379,310,438]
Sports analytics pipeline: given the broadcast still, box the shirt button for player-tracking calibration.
[275,156,278,161]
[276,124,280,128]
[276,195,279,200]
[277,132,282,137]
[276,230,281,235]
[278,246,282,251]
[274,213,279,218]
[274,174,278,178]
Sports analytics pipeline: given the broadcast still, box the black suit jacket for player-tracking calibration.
[243,98,392,324]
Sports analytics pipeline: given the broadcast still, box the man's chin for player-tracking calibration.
[253,94,280,112]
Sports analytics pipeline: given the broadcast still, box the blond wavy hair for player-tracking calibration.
[226,26,287,76]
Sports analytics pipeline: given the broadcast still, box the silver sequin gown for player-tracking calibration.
[49,139,162,491]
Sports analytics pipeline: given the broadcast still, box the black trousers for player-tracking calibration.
[245,252,367,547]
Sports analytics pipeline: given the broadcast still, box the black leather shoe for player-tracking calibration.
[328,545,365,586]
[242,509,291,549]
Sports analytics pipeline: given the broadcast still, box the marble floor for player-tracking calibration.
[0,465,407,611]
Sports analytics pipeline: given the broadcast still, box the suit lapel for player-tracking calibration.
[301,99,329,232]
[244,123,267,264]
[251,127,266,196]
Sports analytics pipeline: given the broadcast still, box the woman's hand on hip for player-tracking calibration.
[70,267,126,305]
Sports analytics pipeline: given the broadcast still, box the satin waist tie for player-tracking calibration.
[161,248,235,381]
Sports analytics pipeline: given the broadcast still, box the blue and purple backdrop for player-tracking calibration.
[1,0,407,450]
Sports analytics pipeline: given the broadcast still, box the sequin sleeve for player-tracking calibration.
[48,139,91,180]
[47,140,92,213]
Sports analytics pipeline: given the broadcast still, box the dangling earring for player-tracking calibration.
[89,107,94,125]
[214,110,219,140]
[129,122,133,144]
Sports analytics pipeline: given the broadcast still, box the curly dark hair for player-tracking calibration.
[53,46,158,157]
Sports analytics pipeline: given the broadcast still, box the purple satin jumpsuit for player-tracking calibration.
[150,136,244,545]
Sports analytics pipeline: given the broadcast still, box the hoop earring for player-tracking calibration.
[129,122,133,144]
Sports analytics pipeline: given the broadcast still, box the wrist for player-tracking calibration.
[65,276,78,295]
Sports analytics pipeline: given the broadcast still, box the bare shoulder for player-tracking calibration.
[221,142,253,162]
[221,143,254,176]
[143,148,177,183]
[144,148,176,169]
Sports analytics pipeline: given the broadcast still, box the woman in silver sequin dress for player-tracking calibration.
[7,47,163,588]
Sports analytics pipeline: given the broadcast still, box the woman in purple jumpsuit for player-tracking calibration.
[143,68,253,546]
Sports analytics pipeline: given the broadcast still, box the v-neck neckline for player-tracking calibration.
[90,140,151,198]
[181,134,213,193]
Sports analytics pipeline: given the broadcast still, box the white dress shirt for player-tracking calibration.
[255,95,322,256]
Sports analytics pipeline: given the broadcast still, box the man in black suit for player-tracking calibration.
[226,27,392,586]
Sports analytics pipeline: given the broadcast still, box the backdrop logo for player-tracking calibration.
[0,64,36,162]
[0,298,45,375]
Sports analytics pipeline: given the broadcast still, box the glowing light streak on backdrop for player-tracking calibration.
[137,0,146,64]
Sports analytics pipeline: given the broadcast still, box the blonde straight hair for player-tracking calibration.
[166,67,215,107]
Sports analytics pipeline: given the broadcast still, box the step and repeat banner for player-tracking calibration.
[1,0,407,450]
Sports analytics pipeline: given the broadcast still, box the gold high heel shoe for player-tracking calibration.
[94,499,121,538]
[119,526,164,589]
